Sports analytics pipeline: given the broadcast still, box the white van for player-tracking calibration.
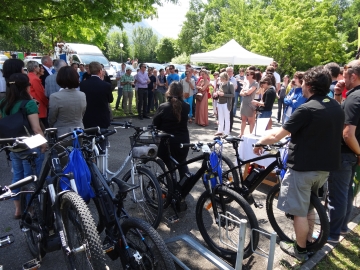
[54,43,116,87]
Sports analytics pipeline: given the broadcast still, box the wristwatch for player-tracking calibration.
[334,93,342,96]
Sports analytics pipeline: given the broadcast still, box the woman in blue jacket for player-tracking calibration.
[283,72,307,124]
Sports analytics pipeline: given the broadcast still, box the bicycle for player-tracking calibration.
[3,129,107,269]
[72,129,176,269]
[139,133,259,264]
[220,135,329,252]
[0,175,37,268]
[92,121,164,229]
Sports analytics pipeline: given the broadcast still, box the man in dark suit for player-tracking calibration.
[40,55,54,87]
[80,61,113,153]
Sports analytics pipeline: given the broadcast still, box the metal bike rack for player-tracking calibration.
[165,218,277,270]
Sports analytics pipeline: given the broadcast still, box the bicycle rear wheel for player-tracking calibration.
[60,191,106,270]
[121,218,175,269]
[196,186,259,263]
[143,157,174,208]
[122,167,163,229]
[20,183,46,258]
[266,183,329,251]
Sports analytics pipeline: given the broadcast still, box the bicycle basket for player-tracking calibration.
[129,132,161,147]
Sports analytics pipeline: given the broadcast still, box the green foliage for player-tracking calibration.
[181,0,358,76]
[0,0,177,52]
[155,38,178,62]
[103,32,130,63]
[171,53,190,64]
[132,27,158,63]
[0,25,44,52]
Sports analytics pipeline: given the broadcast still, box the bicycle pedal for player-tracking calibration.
[0,234,14,247]
[22,259,41,270]
[166,215,180,223]
[176,199,188,212]
[102,243,115,254]
[254,201,263,209]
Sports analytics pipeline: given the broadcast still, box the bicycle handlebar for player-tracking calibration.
[95,129,117,142]
[252,137,290,149]
[57,126,100,141]
[0,175,37,199]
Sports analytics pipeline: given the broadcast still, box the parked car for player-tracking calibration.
[164,64,186,77]
[0,54,9,65]
[144,63,165,71]
[23,55,43,66]
[110,61,119,72]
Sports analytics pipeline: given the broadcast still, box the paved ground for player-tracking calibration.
[0,104,359,269]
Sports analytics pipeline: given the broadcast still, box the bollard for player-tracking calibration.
[235,219,247,270]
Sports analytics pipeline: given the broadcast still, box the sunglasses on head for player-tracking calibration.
[344,64,352,71]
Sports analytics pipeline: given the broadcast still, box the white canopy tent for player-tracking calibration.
[190,39,273,66]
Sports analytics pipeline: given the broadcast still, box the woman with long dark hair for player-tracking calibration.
[0,72,45,218]
[153,81,190,181]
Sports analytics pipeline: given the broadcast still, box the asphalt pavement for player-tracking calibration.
[0,104,359,270]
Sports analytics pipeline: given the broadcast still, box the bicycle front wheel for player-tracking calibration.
[266,183,329,251]
[60,192,106,270]
[221,155,240,189]
[196,186,259,263]
[121,218,175,270]
[143,157,174,208]
[123,167,163,229]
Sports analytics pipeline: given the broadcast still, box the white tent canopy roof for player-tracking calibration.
[190,39,273,66]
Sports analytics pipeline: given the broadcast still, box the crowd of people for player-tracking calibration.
[0,53,359,265]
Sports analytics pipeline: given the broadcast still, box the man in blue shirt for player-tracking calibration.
[166,64,179,87]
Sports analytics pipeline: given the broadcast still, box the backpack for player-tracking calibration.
[0,100,33,138]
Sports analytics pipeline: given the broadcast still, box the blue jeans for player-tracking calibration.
[10,147,44,199]
[232,91,242,116]
[115,87,123,109]
[258,110,272,118]
[328,153,357,239]
[184,95,193,118]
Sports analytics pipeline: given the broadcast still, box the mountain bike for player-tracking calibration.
[68,129,176,269]
[138,133,259,264]
[4,129,107,269]
[220,135,329,252]
[90,122,163,229]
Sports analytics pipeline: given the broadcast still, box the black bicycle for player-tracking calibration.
[220,136,329,252]
[140,134,259,264]
[67,128,175,269]
[5,129,107,269]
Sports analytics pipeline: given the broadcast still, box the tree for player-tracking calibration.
[103,32,130,62]
[0,0,176,51]
[132,27,158,62]
[0,25,44,52]
[155,38,177,62]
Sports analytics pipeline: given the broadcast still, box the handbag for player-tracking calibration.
[0,100,33,138]
[212,92,219,100]
[60,131,95,202]
[195,92,204,102]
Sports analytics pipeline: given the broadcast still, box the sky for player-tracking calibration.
[145,1,191,39]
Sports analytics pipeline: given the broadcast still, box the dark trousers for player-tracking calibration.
[230,97,234,132]
[277,98,284,122]
[137,88,148,116]
[147,89,154,113]
[115,87,123,109]
[328,153,357,239]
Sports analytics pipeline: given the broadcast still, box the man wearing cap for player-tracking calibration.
[120,67,135,115]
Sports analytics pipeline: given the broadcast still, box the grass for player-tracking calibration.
[314,224,360,270]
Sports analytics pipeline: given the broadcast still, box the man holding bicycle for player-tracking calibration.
[253,66,344,261]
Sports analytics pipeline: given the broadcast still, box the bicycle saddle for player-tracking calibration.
[18,152,38,161]
[112,178,139,194]
[155,132,174,139]
[224,136,243,143]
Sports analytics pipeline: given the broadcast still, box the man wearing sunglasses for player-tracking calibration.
[166,65,180,87]
[328,60,360,244]
[135,63,151,120]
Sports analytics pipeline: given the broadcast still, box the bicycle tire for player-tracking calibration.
[60,191,107,270]
[20,183,46,258]
[122,167,163,229]
[143,158,174,208]
[121,218,176,270]
[196,186,259,263]
[266,183,329,251]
